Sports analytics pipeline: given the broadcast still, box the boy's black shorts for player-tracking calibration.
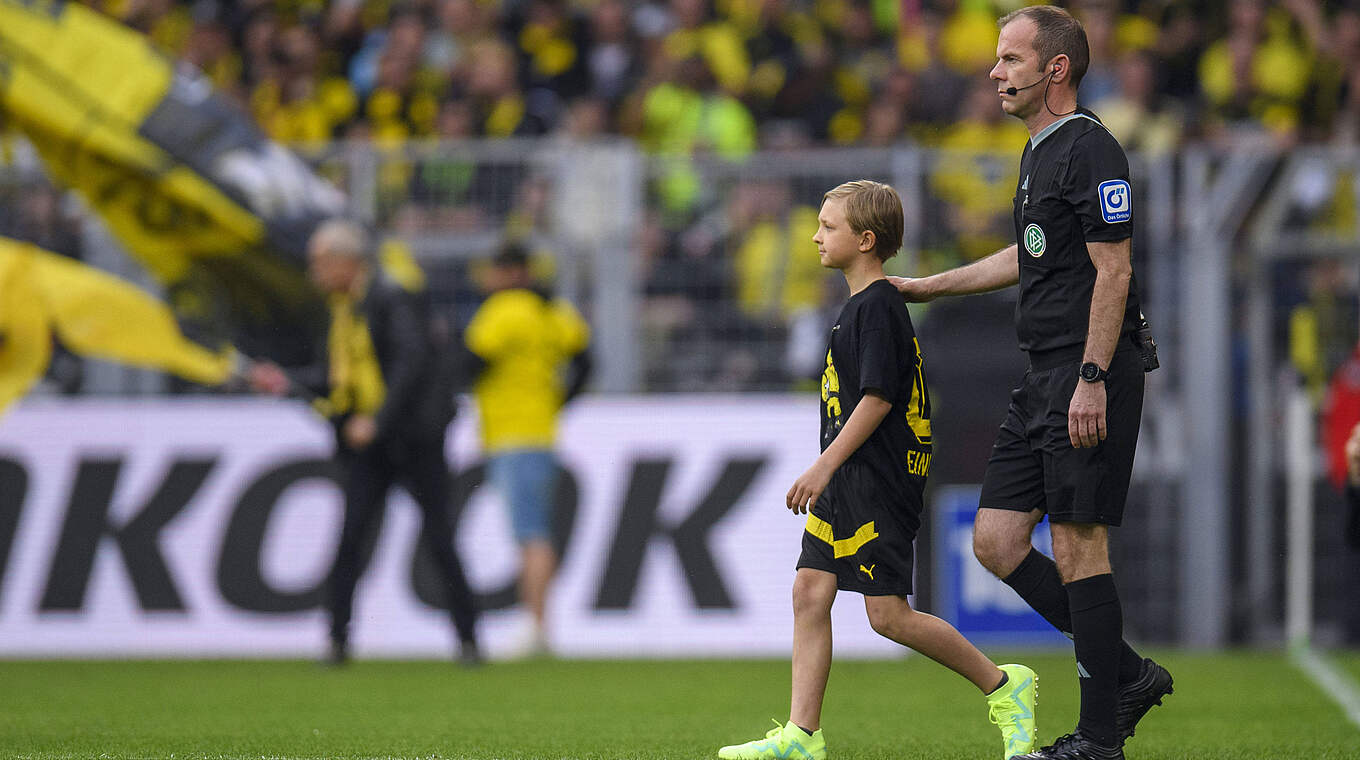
[978,342,1144,526]
[796,463,922,596]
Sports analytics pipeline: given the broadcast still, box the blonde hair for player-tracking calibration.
[823,180,904,261]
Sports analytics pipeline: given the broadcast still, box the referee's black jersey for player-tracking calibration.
[820,280,933,524]
[1012,107,1142,354]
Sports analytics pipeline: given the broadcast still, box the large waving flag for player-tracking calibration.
[0,0,347,364]
[0,238,236,415]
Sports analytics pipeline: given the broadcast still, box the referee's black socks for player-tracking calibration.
[1067,573,1122,748]
[1002,548,1143,684]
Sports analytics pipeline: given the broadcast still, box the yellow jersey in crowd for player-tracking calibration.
[465,289,590,453]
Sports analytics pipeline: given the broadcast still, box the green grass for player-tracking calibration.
[1334,649,1360,684]
[1,652,1357,759]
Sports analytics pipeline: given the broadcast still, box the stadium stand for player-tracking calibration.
[4,0,1360,397]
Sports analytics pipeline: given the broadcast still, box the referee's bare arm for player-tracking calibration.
[886,244,1020,302]
[1069,237,1132,449]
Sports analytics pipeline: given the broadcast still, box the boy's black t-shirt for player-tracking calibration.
[820,279,933,526]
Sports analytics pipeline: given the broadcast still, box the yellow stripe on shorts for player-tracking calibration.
[805,514,879,559]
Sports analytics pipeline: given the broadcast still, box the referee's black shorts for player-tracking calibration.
[978,340,1144,526]
[796,463,922,596]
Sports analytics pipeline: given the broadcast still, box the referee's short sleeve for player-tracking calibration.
[1062,130,1133,243]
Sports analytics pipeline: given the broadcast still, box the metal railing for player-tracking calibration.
[7,138,1360,646]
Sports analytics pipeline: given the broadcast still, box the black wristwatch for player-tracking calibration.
[1079,362,1108,383]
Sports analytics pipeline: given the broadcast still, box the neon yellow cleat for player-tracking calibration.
[718,719,827,760]
[988,663,1039,759]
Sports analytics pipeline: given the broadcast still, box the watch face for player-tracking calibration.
[1081,363,1099,381]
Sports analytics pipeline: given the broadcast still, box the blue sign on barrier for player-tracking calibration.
[931,485,1069,646]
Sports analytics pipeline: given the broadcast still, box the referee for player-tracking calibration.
[892,7,1171,759]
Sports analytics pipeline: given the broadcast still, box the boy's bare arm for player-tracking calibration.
[787,391,893,513]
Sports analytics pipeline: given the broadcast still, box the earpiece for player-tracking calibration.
[1004,64,1061,96]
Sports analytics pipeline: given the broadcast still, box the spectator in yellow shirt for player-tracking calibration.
[465,243,591,656]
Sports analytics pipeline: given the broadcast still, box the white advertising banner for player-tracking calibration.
[0,396,904,659]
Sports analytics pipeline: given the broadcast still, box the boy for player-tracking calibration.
[718,181,1039,760]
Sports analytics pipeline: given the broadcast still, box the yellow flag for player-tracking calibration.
[0,0,342,364]
[0,238,236,415]
[0,241,53,414]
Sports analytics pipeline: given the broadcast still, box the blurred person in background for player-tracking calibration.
[937,0,1006,77]
[631,53,756,219]
[1196,0,1312,145]
[1069,1,1119,106]
[727,179,827,387]
[1322,337,1360,644]
[1089,49,1183,155]
[365,9,441,143]
[511,0,592,130]
[822,0,894,144]
[121,0,192,54]
[1303,0,1360,142]
[762,30,844,143]
[731,179,823,325]
[464,242,591,657]
[252,22,359,144]
[1340,421,1360,640]
[182,12,244,103]
[898,7,969,134]
[1288,260,1358,400]
[662,0,750,98]
[928,76,1029,265]
[584,0,641,111]
[238,6,282,92]
[320,0,367,76]
[894,8,1172,759]
[637,202,733,390]
[735,0,802,124]
[1150,2,1204,104]
[464,37,552,136]
[424,0,491,83]
[406,98,483,232]
[249,219,480,666]
[859,96,906,146]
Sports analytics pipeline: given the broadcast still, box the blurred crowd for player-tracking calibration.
[102,0,1360,150]
[7,0,1360,393]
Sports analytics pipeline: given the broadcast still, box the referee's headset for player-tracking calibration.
[1006,61,1078,118]
[1005,63,1060,96]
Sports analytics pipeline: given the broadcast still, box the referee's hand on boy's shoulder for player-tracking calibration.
[886,276,934,303]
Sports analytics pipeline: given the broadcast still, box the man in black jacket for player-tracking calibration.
[250,219,479,665]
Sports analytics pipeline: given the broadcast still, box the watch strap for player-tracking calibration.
[1080,362,1108,383]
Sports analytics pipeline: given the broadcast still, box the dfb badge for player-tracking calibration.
[1024,223,1046,258]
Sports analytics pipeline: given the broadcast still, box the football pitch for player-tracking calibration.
[2,651,1357,759]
